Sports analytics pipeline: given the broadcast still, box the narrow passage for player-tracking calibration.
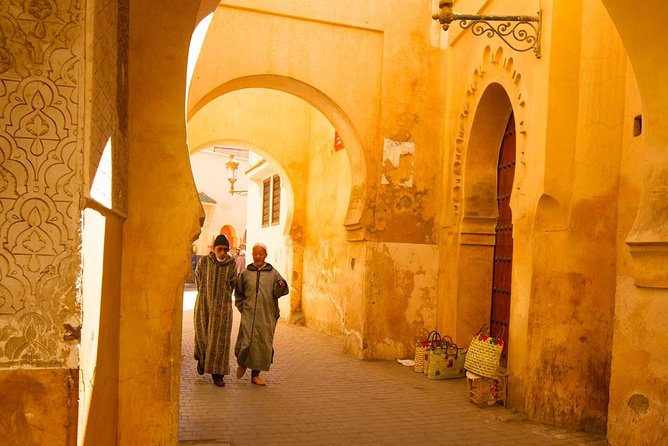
[179,289,605,446]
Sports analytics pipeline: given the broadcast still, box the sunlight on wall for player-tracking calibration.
[90,138,113,208]
[186,13,213,101]
[183,290,197,311]
[78,208,106,446]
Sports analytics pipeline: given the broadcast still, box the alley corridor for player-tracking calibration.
[178,292,606,446]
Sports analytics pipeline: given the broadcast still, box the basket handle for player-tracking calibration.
[426,330,441,342]
[444,342,462,357]
[474,324,489,337]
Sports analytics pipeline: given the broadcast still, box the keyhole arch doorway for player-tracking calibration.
[456,82,517,367]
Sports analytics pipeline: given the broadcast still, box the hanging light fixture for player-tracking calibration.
[225,154,247,195]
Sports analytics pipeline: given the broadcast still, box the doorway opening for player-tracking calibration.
[490,113,515,368]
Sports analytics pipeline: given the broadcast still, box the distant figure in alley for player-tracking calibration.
[234,243,289,386]
[193,234,238,387]
[235,249,246,275]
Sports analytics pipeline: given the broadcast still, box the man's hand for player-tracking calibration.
[277,279,286,287]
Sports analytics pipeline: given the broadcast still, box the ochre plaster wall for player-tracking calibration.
[601,1,668,444]
[437,0,635,433]
[117,1,203,444]
[300,108,355,341]
[79,210,122,445]
[0,369,78,445]
[364,242,439,359]
[523,1,626,431]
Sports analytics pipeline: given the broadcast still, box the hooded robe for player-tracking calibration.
[234,263,289,371]
[194,252,237,375]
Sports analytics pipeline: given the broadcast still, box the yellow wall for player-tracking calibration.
[79,209,123,445]
[524,0,627,430]
[436,0,638,433]
[601,1,668,443]
[301,108,355,338]
[116,1,203,444]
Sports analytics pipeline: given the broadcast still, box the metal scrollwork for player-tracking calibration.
[433,2,542,59]
[459,16,540,56]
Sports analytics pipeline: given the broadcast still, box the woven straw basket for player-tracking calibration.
[413,330,441,373]
[463,334,503,378]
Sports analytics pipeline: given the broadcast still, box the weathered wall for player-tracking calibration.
[301,108,354,338]
[364,242,440,359]
[0,369,78,445]
[117,1,202,444]
[523,0,626,431]
[79,209,122,446]
[604,48,668,446]
[601,1,668,444]
[0,0,83,443]
[437,0,632,433]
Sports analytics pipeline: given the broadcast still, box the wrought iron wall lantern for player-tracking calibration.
[432,0,542,59]
[225,154,248,196]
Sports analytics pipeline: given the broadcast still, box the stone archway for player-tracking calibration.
[189,135,302,322]
[439,45,530,349]
[189,75,367,240]
[454,82,514,347]
[187,83,357,332]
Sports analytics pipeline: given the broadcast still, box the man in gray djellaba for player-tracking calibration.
[234,243,289,386]
[194,234,237,387]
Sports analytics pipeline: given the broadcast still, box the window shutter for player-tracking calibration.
[271,175,281,225]
[262,178,271,227]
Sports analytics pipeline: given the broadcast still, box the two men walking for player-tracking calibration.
[193,239,288,387]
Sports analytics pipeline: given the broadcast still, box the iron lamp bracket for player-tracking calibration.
[433,1,542,59]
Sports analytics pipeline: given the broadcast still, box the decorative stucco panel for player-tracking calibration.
[0,0,83,367]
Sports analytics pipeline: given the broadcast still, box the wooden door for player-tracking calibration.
[490,113,515,368]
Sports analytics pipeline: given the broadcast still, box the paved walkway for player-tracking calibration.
[179,295,607,446]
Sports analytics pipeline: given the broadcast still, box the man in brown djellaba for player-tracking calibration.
[193,234,237,387]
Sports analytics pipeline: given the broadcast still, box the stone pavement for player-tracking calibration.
[179,297,607,446]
